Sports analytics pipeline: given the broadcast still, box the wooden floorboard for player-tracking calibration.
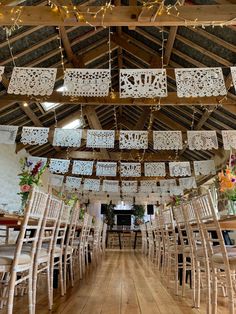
[1,250,230,314]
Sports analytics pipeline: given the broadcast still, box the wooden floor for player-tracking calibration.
[3,250,230,314]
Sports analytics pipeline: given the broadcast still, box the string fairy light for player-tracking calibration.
[56,26,65,74]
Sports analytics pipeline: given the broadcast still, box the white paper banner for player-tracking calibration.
[103,180,119,193]
[222,130,236,150]
[179,177,197,190]
[194,160,216,176]
[169,162,191,177]
[120,162,141,177]
[21,127,49,145]
[83,179,100,192]
[122,181,138,193]
[72,160,94,176]
[86,130,115,148]
[53,128,82,147]
[119,131,148,149]
[153,131,183,150]
[96,162,117,177]
[0,125,18,144]
[49,158,70,174]
[187,130,218,150]
[144,162,166,177]
[49,174,64,187]
[65,176,82,189]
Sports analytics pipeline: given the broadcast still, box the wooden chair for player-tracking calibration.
[0,188,48,314]
[49,203,71,309]
[32,195,62,312]
[153,214,165,271]
[193,193,236,314]
[101,223,107,253]
[63,201,80,295]
[146,221,155,261]
[90,218,103,265]
[140,223,148,255]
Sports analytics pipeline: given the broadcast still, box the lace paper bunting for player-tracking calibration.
[72,160,94,176]
[86,130,115,149]
[21,127,49,145]
[49,159,70,174]
[119,131,148,149]
[0,125,18,144]
[187,131,218,150]
[144,162,166,177]
[153,131,183,150]
[230,67,236,92]
[169,186,184,196]
[139,181,157,193]
[175,67,227,97]
[222,130,236,150]
[159,179,177,187]
[49,174,64,187]
[63,69,110,97]
[194,160,216,176]
[96,162,117,177]
[103,180,119,193]
[120,69,167,98]
[122,181,138,193]
[65,176,82,189]
[53,128,82,147]
[179,177,197,190]
[83,179,100,192]
[0,66,4,81]
[169,162,191,177]
[27,156,47,169]
[8,67,57,96]
[120,163,141,177]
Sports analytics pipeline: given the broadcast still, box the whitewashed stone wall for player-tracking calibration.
[0,144,28,212]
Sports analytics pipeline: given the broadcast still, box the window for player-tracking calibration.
[41,86,66,111]
[62,119,83,129]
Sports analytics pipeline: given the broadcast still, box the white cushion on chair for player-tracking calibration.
[0,247,31,265]
[212,247,236,264]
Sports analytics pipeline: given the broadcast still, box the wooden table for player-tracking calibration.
[106,228,141,250]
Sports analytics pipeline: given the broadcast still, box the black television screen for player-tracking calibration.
[117,214,131,226]
[147,204,154,215]
[101,204,107,215]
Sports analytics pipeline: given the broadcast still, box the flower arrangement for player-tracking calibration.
[18,158,47,210]
[218,155,236,201]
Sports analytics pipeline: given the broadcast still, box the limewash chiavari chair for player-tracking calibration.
[84,215,93,269]
[161,206,180,295]
[63,201,80,294]
[172,204,194,298]
[0,188,48,314]
[49,203,71,309]
[77,213,90,279]
[31,196,62,313]
[140,223,148,255]
[90,218,103,265]
[101,222,107,253]
[193,193,236,314]
[146,221,155,261]
[153,214,164,271]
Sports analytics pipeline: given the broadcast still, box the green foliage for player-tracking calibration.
[132,204,145,218]
[104,202,115,227]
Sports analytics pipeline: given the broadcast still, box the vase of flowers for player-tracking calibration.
[18,158,47,212]
[218,154,236,215]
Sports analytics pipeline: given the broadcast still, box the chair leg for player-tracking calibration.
[59,257,64,296]
[196,261,201,308]
[46,264,51,311]
[212,268,217,314]
[191,258,196,307]
[28,269,33,314]
[63,254,67,295]
[7,271,17,314]
[69,256,74,287]
[182,255,186,297]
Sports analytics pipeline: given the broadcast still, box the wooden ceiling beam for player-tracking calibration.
[0,92,233,108]
[0,5,234,26]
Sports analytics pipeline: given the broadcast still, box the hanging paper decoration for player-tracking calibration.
[122,181,138,193]
[120,69,167,98]
[83,179,100,192]
[194,160,216,176]
[179,177,197,190]
[65,176,82,189]
[103,180,119,193]
[139,181,157,193]
[119,131,148,149]
[53,128,82,147]
[49,159,70,174]
[86,130,115,149]
[187,131,218,150]
[27,156,47,169]
[169,186,184,196]
[21,127,49,145]
[144,162,166,177]
[160,179,177,187]
[0,66,4,81]
[153,131,183,150]
[175,67,227,97]
[49,174,64,187]
[8,67,57,96]
[63,69,110,97]
[120,163,141,177]
[0,125,18,144]
[222,130,236,150]
[96,162,117,177]
[72,160,94,176]
[230,67,236,92]
[169,162,191,177]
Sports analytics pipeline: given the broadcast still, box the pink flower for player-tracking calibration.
[20,184,31,193]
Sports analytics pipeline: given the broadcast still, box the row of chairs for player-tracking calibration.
[0,188,107,314]
[141,192,236,314]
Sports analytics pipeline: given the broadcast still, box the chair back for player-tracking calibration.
[12,188,48,270]
[172,204,189,249]
[101,223,107,252]
[64,201,81,251]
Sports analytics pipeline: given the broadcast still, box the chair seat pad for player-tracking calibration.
[0,247,31,265]
[212,247,236,264]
